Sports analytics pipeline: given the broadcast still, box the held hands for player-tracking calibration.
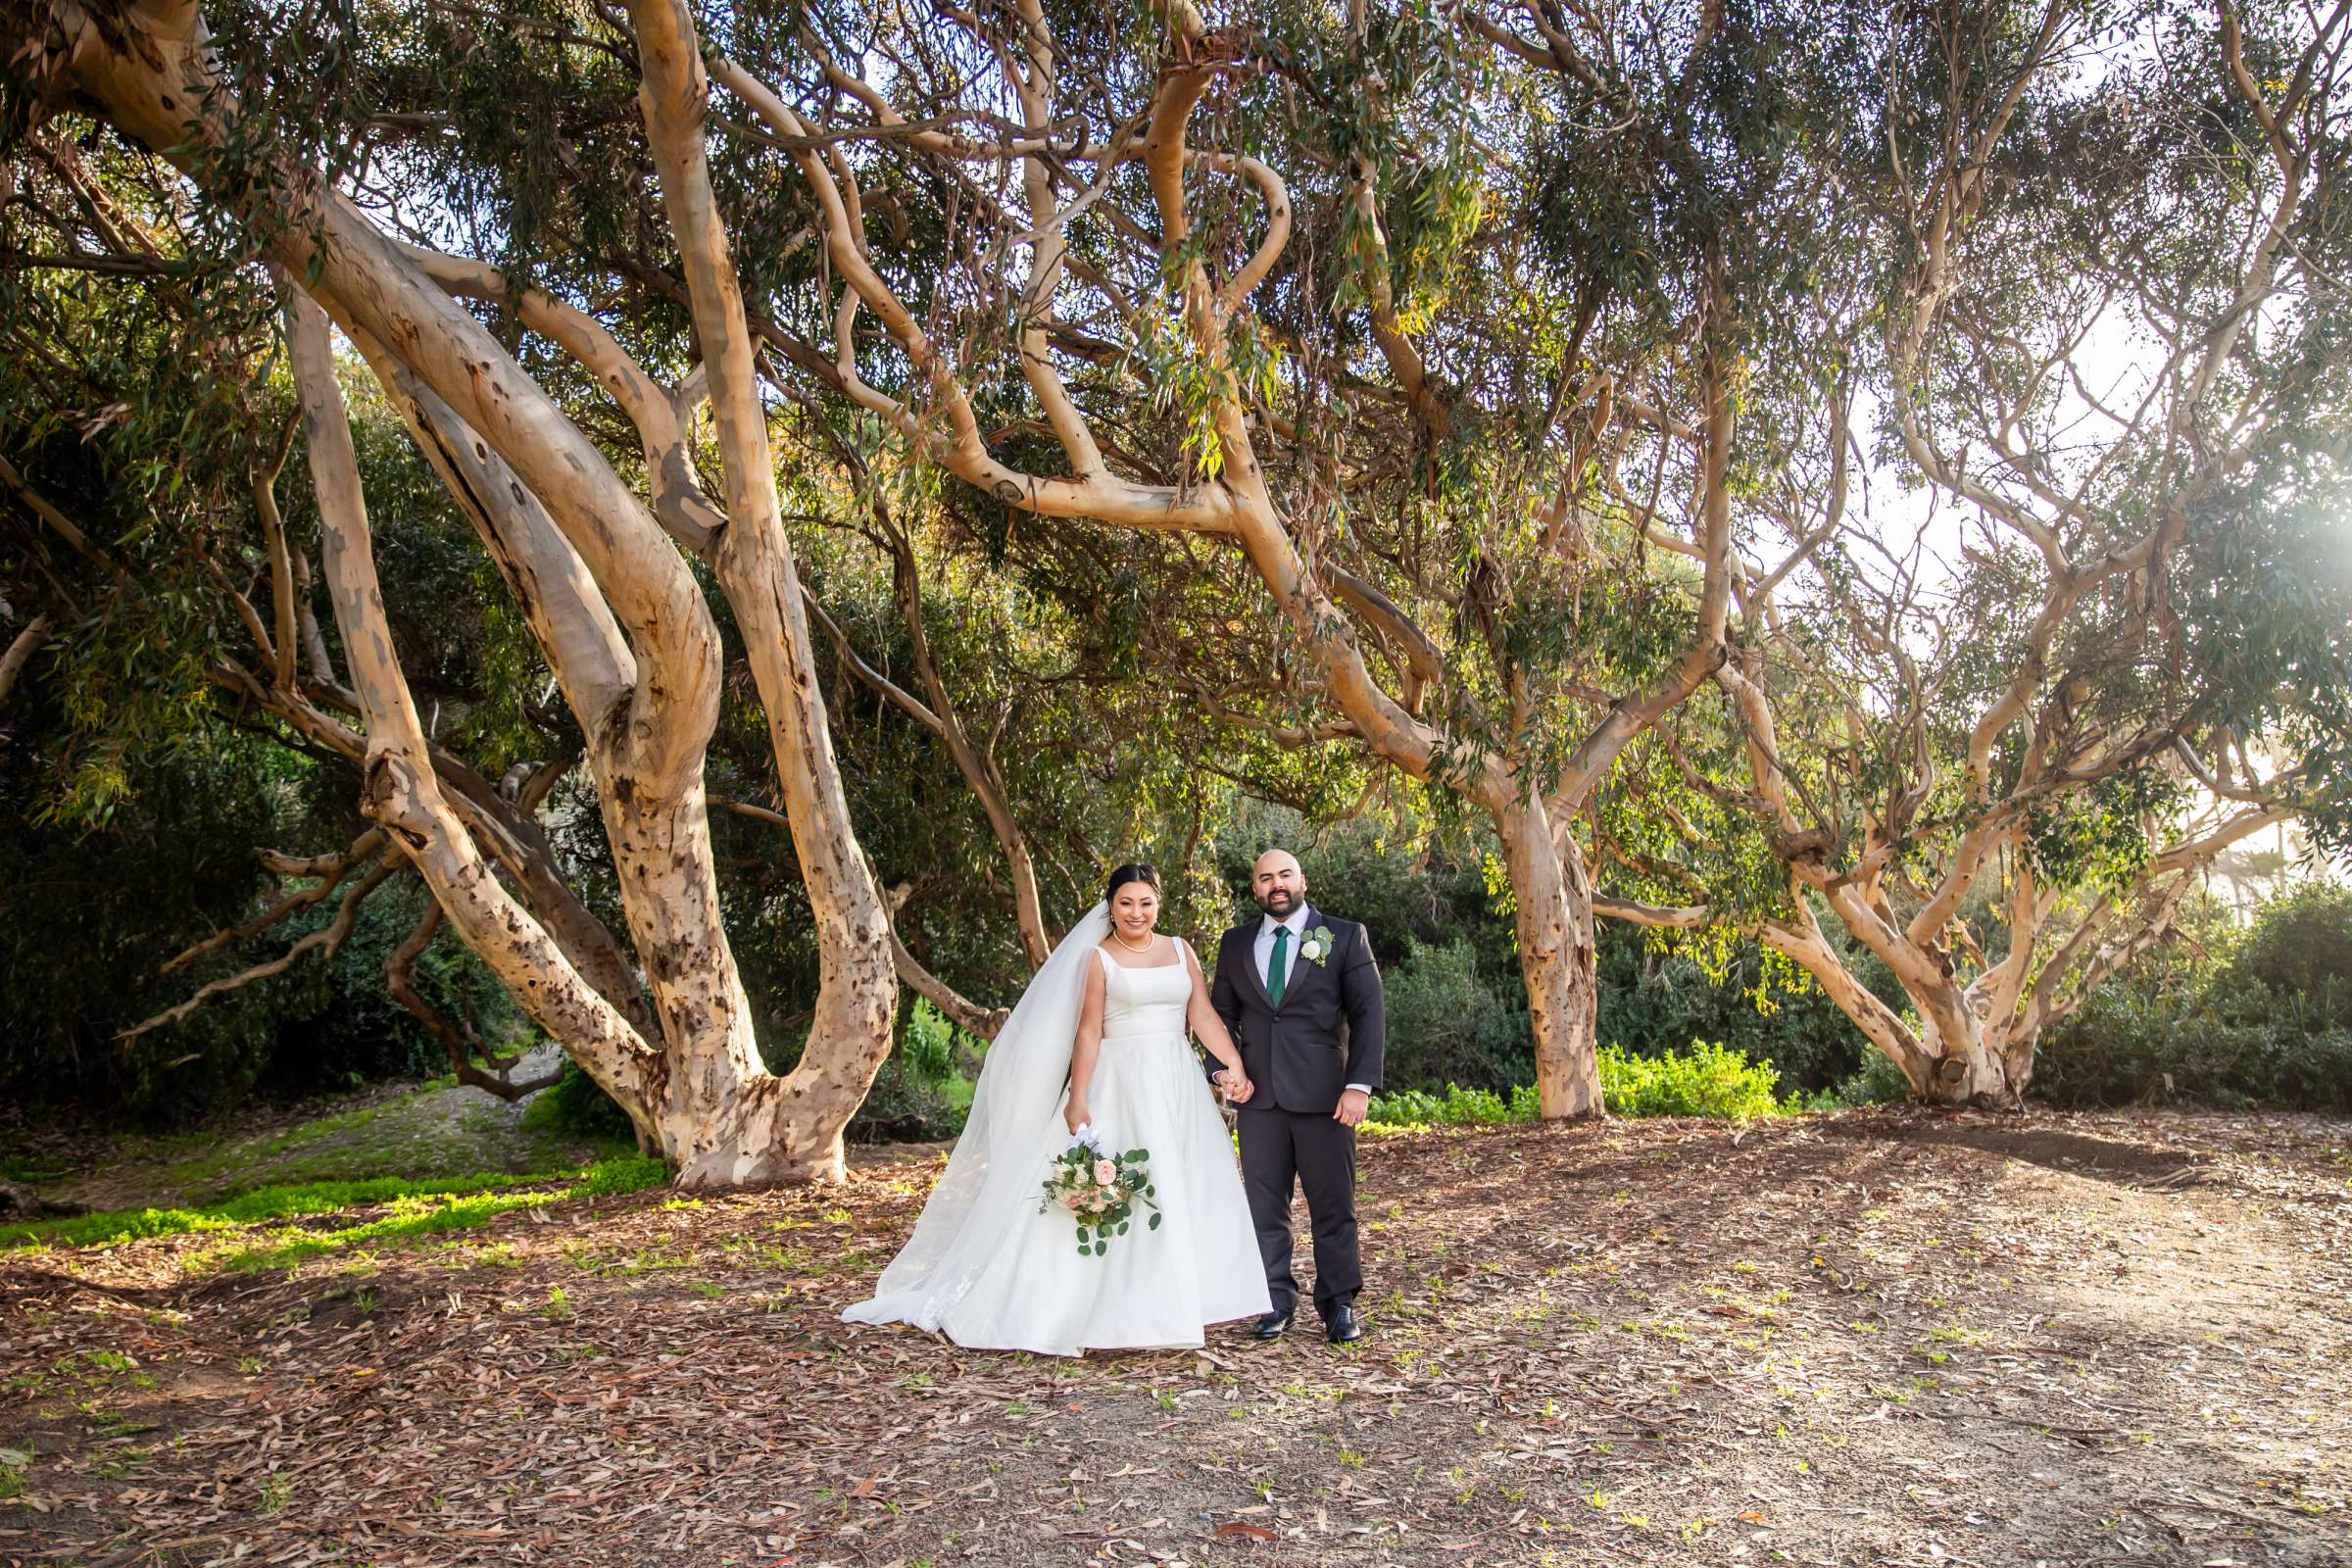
[1214,1069,1255,1104]
[1333,1087,1370,1127]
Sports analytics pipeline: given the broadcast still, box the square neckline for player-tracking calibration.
[1097,938,1188,972]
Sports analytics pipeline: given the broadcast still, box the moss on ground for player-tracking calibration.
[0,1157,671,1268]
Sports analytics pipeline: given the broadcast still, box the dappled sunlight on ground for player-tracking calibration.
[2,1108,2346,1566]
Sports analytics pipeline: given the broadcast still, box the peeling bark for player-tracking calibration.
[1498,794,1604,1119]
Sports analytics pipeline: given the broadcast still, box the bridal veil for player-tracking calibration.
[842,902,1110,1331]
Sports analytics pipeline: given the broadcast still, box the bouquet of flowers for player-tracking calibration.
[1040,1124,1160,1257]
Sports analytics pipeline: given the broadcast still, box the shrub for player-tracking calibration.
[1365,1042,1789,1127]
[1596,925,1887,1093]
[849,999,980,1143]
[523,1059,640,1145]
[1381,936,1534,1092]
[1815,1049,1913,1109]
[1363,1083,1538,1130]
[0,727,535,1120]
[265,880,528,1095]
[2032,882,2352,1112]
[2034,981,2352,1112]
[2229,883,2352,1026]
[1597,1041,1786,1119]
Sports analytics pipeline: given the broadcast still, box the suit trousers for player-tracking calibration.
[1236,1106,1361,1319]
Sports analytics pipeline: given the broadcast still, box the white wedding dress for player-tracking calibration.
[844,909,1270,1355]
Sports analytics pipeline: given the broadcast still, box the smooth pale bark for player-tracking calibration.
[48,0,911,1183]
[628,0,897,1183]
[284,286,662,1124]
[357,350,657,1041]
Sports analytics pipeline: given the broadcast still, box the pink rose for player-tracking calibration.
[1093,1159,1117,1187]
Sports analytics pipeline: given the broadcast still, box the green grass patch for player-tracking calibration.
[568,1154,668,1197]
[0,1156,672,1257]
[118,1086,620,1205]
[136,1102,397,1199]
[199,1190,564,1272]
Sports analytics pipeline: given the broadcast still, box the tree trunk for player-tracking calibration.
[49,5,900,1185]
[1891,984,2020,1107]
[629,0,898,1182]
[283,286,664,1137]
[1496,794,1605,1119]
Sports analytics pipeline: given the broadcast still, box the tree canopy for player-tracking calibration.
[0,0,2345,1173]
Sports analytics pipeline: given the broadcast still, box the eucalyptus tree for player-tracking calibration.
[3,0,922,1182]
[684,0,1929,1116]
[1599,0,2352,1104]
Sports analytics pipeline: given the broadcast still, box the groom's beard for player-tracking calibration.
[1255,889,1300,917]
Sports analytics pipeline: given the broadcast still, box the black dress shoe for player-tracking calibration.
[1324,1305,1363,1344]
[1251,1310,1293,1340]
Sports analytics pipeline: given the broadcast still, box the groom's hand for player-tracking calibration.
[1333,1088,1370,1127]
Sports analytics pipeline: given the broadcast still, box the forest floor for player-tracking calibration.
[1,1105,2347,1568]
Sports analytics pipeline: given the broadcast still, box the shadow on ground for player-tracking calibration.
[3,1106,2346,1567]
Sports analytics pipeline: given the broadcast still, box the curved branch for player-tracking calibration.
[391,240,727,552]
[119,855,398,1043]
[151,828,388,980]
[384,898,566,1102]
[710,53,1234,533]
[0,613,51,707]
[283,280,658,1096]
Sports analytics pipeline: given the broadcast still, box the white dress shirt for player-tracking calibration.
[1252,905,1370,1097]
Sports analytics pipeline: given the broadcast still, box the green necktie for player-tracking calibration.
[1268,924,1291,1005]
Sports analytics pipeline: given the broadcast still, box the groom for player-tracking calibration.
[1209,849,1386,1345]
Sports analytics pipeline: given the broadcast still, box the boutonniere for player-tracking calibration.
[1298,925,1337,967]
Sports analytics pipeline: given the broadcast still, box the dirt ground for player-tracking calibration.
[2,1106,2346,1568]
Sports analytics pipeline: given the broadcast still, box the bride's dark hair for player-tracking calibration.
[1103,862,1161,904]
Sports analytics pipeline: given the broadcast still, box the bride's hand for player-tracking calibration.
[1221,1071,1254,1104]
[1064,1097,1092,1135]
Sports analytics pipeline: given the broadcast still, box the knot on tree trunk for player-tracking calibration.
[1771,826,1835,865]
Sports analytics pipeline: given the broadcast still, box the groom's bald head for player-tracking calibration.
[1251,849,1305,916]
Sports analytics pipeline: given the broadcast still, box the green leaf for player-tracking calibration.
[1148,1213,1161,1230]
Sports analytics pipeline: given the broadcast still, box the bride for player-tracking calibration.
[843,863,1273,1354]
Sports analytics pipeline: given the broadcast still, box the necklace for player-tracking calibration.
[1111,927,1157,955]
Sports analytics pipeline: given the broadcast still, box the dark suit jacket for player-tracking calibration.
[1208,907,1386,1113]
